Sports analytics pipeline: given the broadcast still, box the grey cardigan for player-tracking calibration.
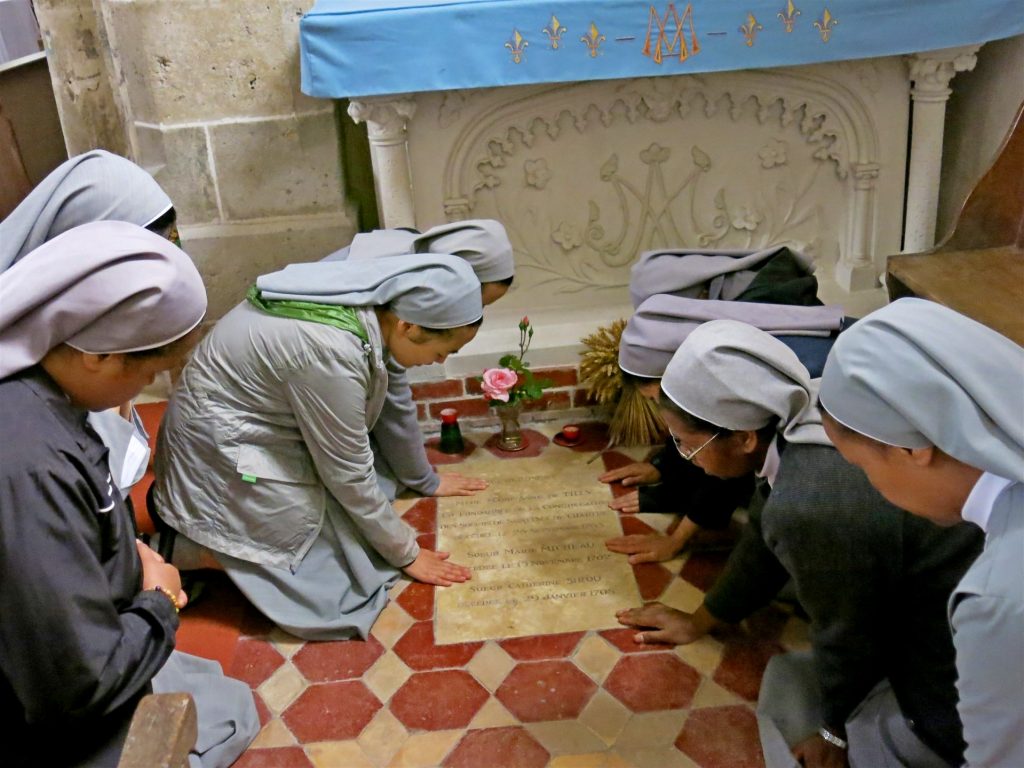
[154,301,419,571]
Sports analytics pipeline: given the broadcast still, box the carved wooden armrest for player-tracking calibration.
[117,692,197,768]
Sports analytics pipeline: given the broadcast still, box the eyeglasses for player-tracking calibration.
[674,432,719,462]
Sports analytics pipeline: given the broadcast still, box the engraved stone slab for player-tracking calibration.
[435,454,641,644]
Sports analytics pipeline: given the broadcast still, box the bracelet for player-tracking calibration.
[819,727,848,750]
[153,586,180,614]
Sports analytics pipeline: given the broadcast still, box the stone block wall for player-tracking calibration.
[34,0,357,321]
[410,364,607,433]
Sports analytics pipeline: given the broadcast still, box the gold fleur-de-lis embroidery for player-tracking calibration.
[580,22,606,58]
[813,8,837,42]
[739,13,763,46]
[543,15,566,49]
[777,0,800,32]
[505,28,528,63]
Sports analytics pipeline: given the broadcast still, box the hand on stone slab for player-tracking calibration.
[598,461,660,487]
[615,602,718,646]
[403,549,472,587]
[607,490,640,514]
[605,532,680,563]
[434,473,488,497]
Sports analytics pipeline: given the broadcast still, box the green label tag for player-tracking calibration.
[241,474,258,483]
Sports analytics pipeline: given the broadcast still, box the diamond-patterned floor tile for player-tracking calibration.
[526,720,609,755]
[549,753,636,768]
[401,498,438,534]
[250,718,297,749]
[468,696,519,729]
[443,726,551,768]
[466,641,516,692]
[660,578,705,614]
[573,635,622,684]
[369,598,416,648]
[306,740,376,768]
[690,678,743,709]
[674,635,726,675]
[230,638,286,688]
[233,746,314,768]
[257,662,307,715]
[496,660,598,722]
[395,581,435,621]
[389,729,463,768]
[357,707,408,767]
[578,689,632,746]
[499,632,585,660]
[267,627,306,659]
[391,670,490,730]
[362,649,412,703]
[282,681,382,742]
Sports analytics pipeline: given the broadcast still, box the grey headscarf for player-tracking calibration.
[620,294,844,377]
[661,319,830,445]
[820,298,1024,482]
[0,221,206,378]
[256,254,482,329]
[0,150,173,271]
[629,245,815,308]
[342,220,515,283]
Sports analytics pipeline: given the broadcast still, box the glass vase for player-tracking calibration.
[493,402,526,452]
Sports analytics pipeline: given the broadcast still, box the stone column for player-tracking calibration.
[904,45,980,252]
[348,96,417,228]
[32,0,130,156]
[835,161,881,291]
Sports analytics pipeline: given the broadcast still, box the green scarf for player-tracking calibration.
[246,285,369,344]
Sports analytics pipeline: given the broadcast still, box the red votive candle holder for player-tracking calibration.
[440,408,459,424]
[562,424,581,443]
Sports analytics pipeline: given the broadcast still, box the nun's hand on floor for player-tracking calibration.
[434,473,488,497]
[608,490,640,513]
[598,462,660,487]
[605,533,677,563]
[403,549,472,587]
[615,602,717,646]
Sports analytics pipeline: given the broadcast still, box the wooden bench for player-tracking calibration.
[117,693,196,768]
[887,101,1023,345]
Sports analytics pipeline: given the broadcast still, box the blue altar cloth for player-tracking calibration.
[300,0,1024,98]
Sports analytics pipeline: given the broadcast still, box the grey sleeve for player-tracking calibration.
[952,592,1024,767]
[371,357,440,496]
[284,351,420,568]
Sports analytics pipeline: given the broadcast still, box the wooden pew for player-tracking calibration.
[887,101,1024,345]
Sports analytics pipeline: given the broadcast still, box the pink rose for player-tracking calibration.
[481,367,518,402]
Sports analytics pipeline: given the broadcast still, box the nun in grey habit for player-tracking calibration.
[322,219,515,499]
[0,222,257,768]
[820,298,1024,767]
[617,320,982,768]
[0,149,179,493]
[154,255,484,640]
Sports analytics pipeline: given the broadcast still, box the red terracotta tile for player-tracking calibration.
[598,628,675,653]
[233,747,314,768]
[443,727,550,768]
[679,549,731,592]
[532,367,578,387]
[417,533,437,550]
[498,632,585,661]
[400,498,438,534]
[411,379,465,400]
[495,660,597,722]
[619,516,657,536]
[228,638,286,688]
[603,653,701,712]
[282,681,381,742]
[633,562,674,601]
[253,692,272,728]
[393,621,482,670]
[395,581,435,621]
[482,428,550,459]
[291,635,385,682]
[675,705,766,768]
[424,436,478,465]
[390,670,489,730]
[429,397,492,419]
[713,635,783,702]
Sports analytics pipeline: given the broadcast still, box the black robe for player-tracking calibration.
[0,368,178,767]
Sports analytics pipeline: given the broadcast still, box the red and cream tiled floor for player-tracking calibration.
[142,412,808,768]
